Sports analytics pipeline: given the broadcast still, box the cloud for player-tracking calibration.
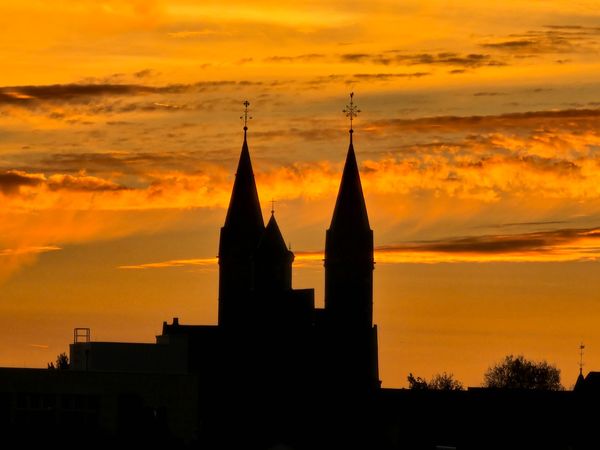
[0,84,159,105]
[119,257,217,269]
[341,52,506,68]
[365,108,600,133]
[0,246,61,257]
[0,170,44,195]
[46,174,128,192]
[114,226,600,268]
[352,72,430,81]
[264,53,325,63]
[0,245,62,284]
[372,227,600,263]
[381,228,597,254]
[0,170,127,196]
[0,80,258,108]
[2,105,600,282]
[481,25,600,54]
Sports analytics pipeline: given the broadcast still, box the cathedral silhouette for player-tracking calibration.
[159,96,382,447]
[215,98,379,391]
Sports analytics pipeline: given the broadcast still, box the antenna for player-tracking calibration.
[579,342,585,375]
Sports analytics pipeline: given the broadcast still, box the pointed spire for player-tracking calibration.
[256,213,293,259]
[330,93,370,232]
[223,102,264,232]
[254,212,294,292]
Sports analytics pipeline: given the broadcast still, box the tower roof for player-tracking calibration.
[223,128,265,232]
[256,213,293,260]
[329,132,371,232]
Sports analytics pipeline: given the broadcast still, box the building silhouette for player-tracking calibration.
[216,120,379,394]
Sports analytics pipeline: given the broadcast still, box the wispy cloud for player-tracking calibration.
[264,53,326,63]
[28,344,49,349]
[116,226,600,267]
[119,257,217,269]
[0,80,258,108]
[352,72,430,81]
[0,246,61,257]
[341,51,506,68]
[481,25,600,54]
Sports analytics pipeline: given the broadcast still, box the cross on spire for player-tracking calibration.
[580,342,585,375]
[343,92,361,134]
[270,198,276,215]
[241,100,252,130]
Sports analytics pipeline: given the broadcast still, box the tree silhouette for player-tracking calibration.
[407,373,428,390]
[407,372,464,390]
[483,354,562,390]
[428,372,464,390]
[56,352,69,370]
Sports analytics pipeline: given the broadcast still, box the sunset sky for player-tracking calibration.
[2,0,600,388]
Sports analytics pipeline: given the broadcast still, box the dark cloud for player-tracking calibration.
[264,54,325,63]
[393,52,505,68]
[379,227,600,255]
[473,92,506,97]
[106,120,136,126]
[133,69,158,79]
[0,170,43,195]
[0,80,256,107]
[352,72,430,80]
[0,169,128,195]
[366,108,600,133]
[340,53,371,62]
[341,51,505,68]
[481,25,600,54]
[476,220,568,229]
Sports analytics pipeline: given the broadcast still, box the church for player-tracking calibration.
[214,96,380,394]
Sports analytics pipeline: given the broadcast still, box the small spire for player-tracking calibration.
[240,100,252,138]
[343,92,360,143]
[270,198,276,215]
[580,342,585,375]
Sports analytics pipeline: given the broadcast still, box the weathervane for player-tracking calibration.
[270,198,276,215]
[343,92,360,134]
[241,100,252,130]
[580,342,585,375]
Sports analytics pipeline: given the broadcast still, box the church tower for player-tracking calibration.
[324,93,379,389]
[218,102,265,328]
[253,211,294,293]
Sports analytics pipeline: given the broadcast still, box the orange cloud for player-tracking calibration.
[2,106,600,283]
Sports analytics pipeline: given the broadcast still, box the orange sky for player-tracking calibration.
[2,0,600,388]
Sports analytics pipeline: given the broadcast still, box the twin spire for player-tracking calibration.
[225,93,368,236]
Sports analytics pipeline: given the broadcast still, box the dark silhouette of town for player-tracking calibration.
[1,97,600,449]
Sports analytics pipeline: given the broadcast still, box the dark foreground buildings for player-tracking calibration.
[1,109,600,449]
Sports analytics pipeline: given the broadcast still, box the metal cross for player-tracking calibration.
[270,198,276,215]
[343,92,360,132]
[580,342,585,374]
[240,100,252,129]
